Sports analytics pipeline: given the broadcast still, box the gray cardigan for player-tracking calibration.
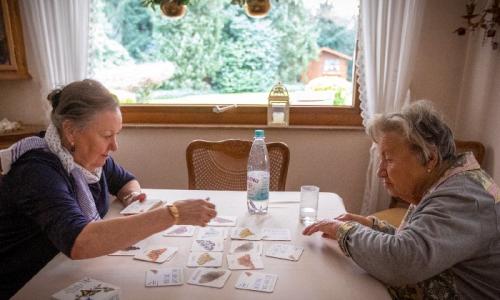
[337,153,500,299]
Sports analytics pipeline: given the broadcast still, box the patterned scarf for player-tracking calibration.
[0,123,102,221]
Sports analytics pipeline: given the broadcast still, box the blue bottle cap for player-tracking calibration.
[255,129,265,138]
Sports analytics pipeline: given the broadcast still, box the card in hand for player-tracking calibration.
[145,268,183,287]
[261,228,292,241]
[196,227,228,240]
[134,246,178,263]
[119,198,163,215]
[163,225,196,237]
[227,253,264,270]
[190,238,224,252]
[187,252,223,268]
[229,241,263,255]
[235,271,278,293]
[230,227,262,240]
[187,268,231,288]
[264,243,304,261]
[207,215,237,227]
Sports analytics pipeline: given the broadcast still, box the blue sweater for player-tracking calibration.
[0,149,135,299]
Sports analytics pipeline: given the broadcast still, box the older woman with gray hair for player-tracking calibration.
[0,79,217,299]
[303,100,500,299]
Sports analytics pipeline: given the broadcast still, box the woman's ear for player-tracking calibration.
[426,146,439,171]
[61,120,76,145]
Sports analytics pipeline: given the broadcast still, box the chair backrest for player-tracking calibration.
[186,139,290,191]
[455,139,485,166]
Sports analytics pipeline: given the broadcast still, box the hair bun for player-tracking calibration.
[47,88,63,109]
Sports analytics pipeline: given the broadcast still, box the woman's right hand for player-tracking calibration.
[172,199,217,226]
[335,213,373,228]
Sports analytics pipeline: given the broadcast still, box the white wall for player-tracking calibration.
[2,0,495,213]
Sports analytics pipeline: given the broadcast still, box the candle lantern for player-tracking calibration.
[267,82,290,127]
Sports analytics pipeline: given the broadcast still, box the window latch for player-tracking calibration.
[212,104,237,113]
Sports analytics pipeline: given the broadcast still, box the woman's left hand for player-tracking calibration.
[123,191,147,206]
[302,219,344,240]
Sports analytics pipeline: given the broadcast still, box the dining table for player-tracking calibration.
[13,189,390,300]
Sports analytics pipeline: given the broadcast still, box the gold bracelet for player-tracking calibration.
[167,205,180,224]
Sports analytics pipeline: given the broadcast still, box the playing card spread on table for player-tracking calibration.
[227,253,264,270]
[187,252,223,268]
[51,277,120,300]
[261,228,292,241]
[230,227,262,240]
[145,268,183,287]
[187,268,231,288]
[264,244,304,261]
[134,246,178,263]
[207,215,237,227]
[190,238,224,252]
[119,198,163,215]
[163,225,196,237]
[229,241,263,255]
[109,240,147,256]
[235,271,278,293]
[196,227,228,240]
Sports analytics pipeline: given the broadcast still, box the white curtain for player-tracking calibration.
[19,0,91,120]
[357,0,426,214]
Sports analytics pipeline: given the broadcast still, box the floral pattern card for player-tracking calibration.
[196,227,228,240]
[207,216,237,227]
[227,253,264,270]
[229,241,263,255]
[235,271,278,293]
[264,244,304,261]
[261,228,292,241]
[187,268,232,288]
[145,268,183,287]
[190,238,225,252]
[51,277,120,300]
[134,246,178,263]
[187,252,223,268]
[230,227,262,241]
[109,240,147,256]
[163,225,196,237]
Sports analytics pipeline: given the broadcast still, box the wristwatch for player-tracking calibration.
[167,204,180,224]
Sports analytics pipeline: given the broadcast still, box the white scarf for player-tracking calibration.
[0,123,102,221]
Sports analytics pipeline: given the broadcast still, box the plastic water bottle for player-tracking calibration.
[247,129,270,215]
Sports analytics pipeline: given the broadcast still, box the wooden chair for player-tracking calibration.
[186,139,290,191]
[371,140,486,226]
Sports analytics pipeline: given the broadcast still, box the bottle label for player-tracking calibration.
[247,170,270,201]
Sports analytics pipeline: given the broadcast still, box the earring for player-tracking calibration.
[427,168,431,173]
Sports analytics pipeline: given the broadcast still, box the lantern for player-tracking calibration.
[267,82,289,127]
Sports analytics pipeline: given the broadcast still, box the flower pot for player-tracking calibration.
[160,0,187,19]
[244,0,271,18]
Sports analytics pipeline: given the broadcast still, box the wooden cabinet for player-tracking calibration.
[0,125,43,149]
[0,0,29,80]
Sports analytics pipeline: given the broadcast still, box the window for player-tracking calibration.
[90,0,361,126]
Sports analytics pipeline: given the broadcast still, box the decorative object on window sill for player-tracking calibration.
[267,82,289,127]
[0,118,22,134]
[231,0,272,18]
[455,0,499,50]
[142,0,190,19]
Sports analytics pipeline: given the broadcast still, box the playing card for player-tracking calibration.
[187,252,223,268]
[51,277,120,300]
[207,215,237,227]
[261,228,292,241]
[190,238,224,252]
[230,227,262,240]
[163,225,196,237]
[134,246,178,263]
[109,240,147,256]
[264,244,304,261]
[196,227,228,240]
[119,198,163,215]
[187,268,231,288]
[227,253,264,270]
[145,268,183,287]
[235,271,278,293]
[229,241,263,255]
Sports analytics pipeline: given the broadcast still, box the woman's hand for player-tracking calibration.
[335,213,373,228]
[302,219,344,240]
[173,199,217,226]
[123,191,147,206]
